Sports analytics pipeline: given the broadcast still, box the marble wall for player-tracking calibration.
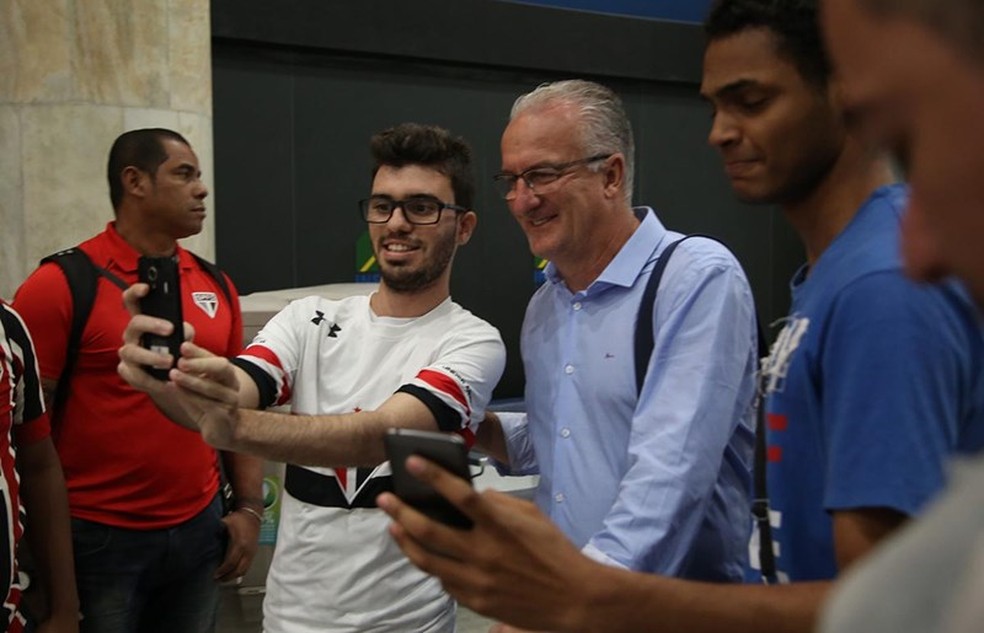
[0,0,214,298]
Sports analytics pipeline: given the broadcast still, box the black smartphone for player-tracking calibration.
[384,428,474,529]
[137,255,183,380]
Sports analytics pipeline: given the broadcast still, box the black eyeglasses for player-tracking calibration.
[359,195,468,225]
[492,153,613,199]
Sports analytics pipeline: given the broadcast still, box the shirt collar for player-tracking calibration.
[102,221,191,273]
[544,207,667,292]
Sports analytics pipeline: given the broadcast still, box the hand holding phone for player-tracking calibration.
[137,255,183,380]
[384,428,474,529]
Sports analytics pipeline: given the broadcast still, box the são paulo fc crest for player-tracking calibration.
[192,292,218,318]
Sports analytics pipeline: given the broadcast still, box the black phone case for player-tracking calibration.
[384,429,474,529]
[138,256,183,380]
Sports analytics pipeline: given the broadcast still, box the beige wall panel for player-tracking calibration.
[74,0,169,107]
[122,106,181,133]
[169,0,212,114]
[20,105,123,283]
[0,0,73,105]
[0,0,74,103]
[0,106,24,298]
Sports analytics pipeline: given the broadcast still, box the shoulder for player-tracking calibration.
[183,250,239,295]
[832,270,975,332]
[445,301,502,340]
[669,235,745,272]
[0,302,29,341]
[656,235,753,304]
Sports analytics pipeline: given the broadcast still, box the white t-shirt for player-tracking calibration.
[819,454,984,633]
[237,294,506,633]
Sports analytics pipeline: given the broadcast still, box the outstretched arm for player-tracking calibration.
[378,458,832,633]
[166,342,440,465]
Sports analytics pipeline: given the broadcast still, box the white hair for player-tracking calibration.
[511,79,636,205]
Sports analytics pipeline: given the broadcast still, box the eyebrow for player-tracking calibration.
[498,161,568,175]
[700,78,763,101]
[369,192,440,199]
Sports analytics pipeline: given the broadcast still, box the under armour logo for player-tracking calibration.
[311,311,341,338]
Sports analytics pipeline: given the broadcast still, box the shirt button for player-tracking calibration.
[572,302,582,311]
[554,492,565,503]
[564,364,574,375]
[560,428,571,438]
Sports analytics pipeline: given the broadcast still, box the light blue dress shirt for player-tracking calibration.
[499,207,757,580]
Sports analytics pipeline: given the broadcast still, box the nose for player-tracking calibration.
[507,178,540,215]
[385,204,414,231]
[708,110,739,149]
[194,177,209,200]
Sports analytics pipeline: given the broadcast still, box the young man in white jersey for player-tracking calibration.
[118,123,506,633]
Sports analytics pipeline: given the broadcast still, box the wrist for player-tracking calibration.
[234,505,263,524]
[233,496,264,511]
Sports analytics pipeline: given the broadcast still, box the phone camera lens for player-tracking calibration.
[147,266,158,282]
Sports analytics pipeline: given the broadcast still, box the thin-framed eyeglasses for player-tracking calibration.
[492,153,613,200]
[359,195,468,225]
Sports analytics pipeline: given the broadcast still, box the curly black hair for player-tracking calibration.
[369,123,475,210]
[704,0,831,89]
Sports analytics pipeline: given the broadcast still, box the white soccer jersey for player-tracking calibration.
[236,294,505,633]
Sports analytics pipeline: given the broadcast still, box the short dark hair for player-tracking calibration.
[107,128,190,209]
[369,123,475,210]
[705,0,831,89]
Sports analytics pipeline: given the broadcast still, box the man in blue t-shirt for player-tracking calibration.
[701,0,984,585]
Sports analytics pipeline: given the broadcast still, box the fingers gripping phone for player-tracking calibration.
[137,255,183,380]
[384,428,474,529]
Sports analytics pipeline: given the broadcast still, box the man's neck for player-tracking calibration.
[555,205,641,293]
[370,279,450,318]
[113,215,178,257]
[782,145,896,266]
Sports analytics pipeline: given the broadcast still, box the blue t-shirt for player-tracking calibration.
[751,184,984,582]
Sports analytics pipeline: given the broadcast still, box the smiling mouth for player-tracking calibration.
[529,214,556,228]
[384,243,418,252]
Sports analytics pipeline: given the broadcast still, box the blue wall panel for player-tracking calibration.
[502,0,713,23]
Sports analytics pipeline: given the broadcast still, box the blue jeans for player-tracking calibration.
[72,495,226,633]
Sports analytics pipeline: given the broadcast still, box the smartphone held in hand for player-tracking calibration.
[384,428,474,529]
[137,255,183,380]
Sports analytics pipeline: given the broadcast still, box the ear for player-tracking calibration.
[121,165,151,200]
[456,210,478,245]
[602,153,626,201]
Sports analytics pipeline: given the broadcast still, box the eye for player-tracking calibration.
[405,199,440,216]
[525,169,561,186]
[370,199,393,213]
[737,97,769,113]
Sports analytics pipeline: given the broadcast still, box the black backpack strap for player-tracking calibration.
[633,235,703,396]
[632,234,778,582]
[191,253,232,304]
[752,321,778,583]
[40,248,126,413]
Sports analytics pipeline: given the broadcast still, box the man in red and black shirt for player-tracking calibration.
[0,301,77,632]
[13,129,262,633]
